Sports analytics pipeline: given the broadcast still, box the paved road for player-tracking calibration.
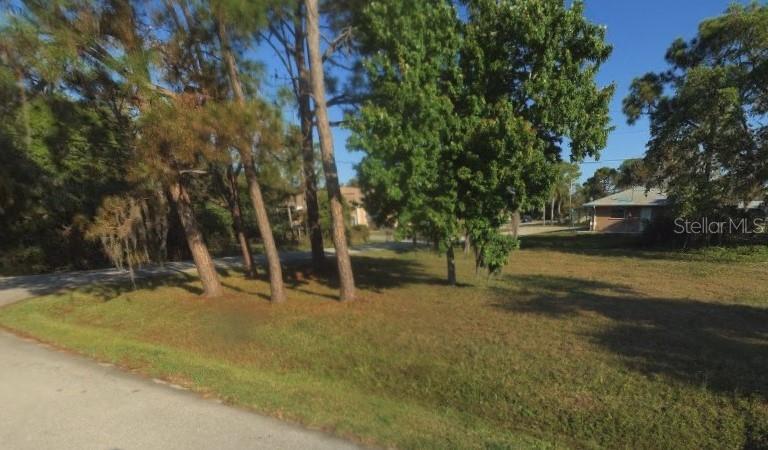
[0,250,324,307]
[0,330,359,450]
[514,224,584,236]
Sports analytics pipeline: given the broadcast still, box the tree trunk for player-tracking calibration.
[550,197,556,225]
[542,202,547,225]
[217,19,286,303]
[305,0,355,302]
[225,167,255,278]
[294,2,325,270]
[511,210,520,240]
[463,231,471,254]
[446,244,456,286]
[243,157,286,303]
[169,180,223,298]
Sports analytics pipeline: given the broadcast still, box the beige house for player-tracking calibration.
[584,187,669,233]
[340,186,370,226]
[286,187,371,229]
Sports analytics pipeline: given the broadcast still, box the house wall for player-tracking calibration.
[350,206,369,227]
[593,206,651,233]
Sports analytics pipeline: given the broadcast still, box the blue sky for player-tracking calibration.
[257,0,745,184]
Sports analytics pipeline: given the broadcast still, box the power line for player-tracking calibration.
[578,157,644,164]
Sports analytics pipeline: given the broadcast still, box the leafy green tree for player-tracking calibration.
[582,166,618,201]
[351,0,612,281]
[459,0,612,271]
[623,3,768,217]
[349,0,464,284]
[616,158,651,189]
[547,162,581,221]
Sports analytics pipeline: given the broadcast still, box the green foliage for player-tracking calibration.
[351,0,614,278]
[349,0,463,254]
[616,158,651,189]
[582,166,618,200]
[623,3,768,217]
[467,222,520,274]
[0,1,305,274]
[349,224,370,245]
[0,77,132,272]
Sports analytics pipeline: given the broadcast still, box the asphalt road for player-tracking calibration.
[0,330,359,450]
[0,250,322,307]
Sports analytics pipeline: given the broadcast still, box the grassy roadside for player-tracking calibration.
[1,234,767,449]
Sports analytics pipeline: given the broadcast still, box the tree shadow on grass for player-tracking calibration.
[78,271,205,300]
[490,274,768,401]
[218,253,452,302]
[22,250,455,303]
[279,254,455,295]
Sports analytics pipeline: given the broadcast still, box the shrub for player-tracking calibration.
[349,225,370,245]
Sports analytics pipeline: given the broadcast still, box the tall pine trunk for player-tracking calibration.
[225,167,255,278]
[169,180,223,297]
[294,4,325,269]
[305,0,355,301]
[243,157,287,303]
[217,19,286,303]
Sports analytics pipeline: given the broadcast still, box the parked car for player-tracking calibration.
[522,215,532,223]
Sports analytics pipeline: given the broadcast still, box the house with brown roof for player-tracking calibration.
[583,187,669,233]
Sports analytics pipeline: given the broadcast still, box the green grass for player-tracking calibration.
[1,233,767,449]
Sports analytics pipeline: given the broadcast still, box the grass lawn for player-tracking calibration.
[1,233,767,449]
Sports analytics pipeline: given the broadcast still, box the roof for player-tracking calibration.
[340,186,364,205]
[583,187,669,207]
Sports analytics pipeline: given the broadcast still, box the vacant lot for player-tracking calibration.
[1,233,767,449]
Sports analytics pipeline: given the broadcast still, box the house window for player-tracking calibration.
[609,207,625,219]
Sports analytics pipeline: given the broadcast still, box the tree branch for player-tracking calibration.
[322,26,352,62]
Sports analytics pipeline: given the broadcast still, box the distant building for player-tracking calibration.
[583,187,669,233]
[286,187,371,229]
[340,186,370,226]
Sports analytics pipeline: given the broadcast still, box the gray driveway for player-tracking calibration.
[0,330,359,450]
